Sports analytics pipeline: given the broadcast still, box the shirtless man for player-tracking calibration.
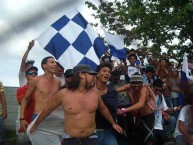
[20,56,61,130]
[31,64,122,145]
[117,74,156,145]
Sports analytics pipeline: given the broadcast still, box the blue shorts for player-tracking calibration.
[0,116,5,143]
[32,114,38,120]
[61,132,99,145]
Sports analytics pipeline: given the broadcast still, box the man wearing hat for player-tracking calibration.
[62,69,73,88]
[55,62,65,87]
[16,66,38,145]
[16,40,35,143]
[30,64,122,145]
[19,40,35,87]
[117,74,156,145]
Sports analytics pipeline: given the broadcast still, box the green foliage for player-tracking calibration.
[86,0,193,60]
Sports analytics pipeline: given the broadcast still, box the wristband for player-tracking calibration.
[20,118,25,121]
[174,107,177,111]
[121,108,126,116]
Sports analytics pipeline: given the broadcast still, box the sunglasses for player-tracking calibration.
[26,72,38,76]
[131,85,142,88]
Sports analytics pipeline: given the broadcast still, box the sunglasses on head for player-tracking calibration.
[26,72,38,76]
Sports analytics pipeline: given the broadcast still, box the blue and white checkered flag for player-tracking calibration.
[37,9,107,70]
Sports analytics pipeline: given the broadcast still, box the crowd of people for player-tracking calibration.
[0,40,193,145]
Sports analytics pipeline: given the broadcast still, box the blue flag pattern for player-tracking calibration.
[37,9,107,70]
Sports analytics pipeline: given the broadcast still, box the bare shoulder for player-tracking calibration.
[140,85,150,94]
[57,88,68,95]
[92,87,102,96]
[53,88,68,101]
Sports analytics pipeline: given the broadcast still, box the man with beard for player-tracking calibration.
[30,64,122,145]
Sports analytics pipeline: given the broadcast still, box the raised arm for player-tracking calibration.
[20,40,35,72]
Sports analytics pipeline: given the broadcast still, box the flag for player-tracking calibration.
[37,9,107,70]
[135,54,142,66]
[103,29,126,60]
[180,53,189,91]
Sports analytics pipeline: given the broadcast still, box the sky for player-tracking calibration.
[0,0,101,87]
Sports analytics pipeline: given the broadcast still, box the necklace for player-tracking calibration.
[96,84,107,91]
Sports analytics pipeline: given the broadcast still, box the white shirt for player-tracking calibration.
[54,74,65,87]
[174,105,193,138]
[111,56,121,68]
[19,71,27,87]
[127,66,140,77]
[154,95,168,130]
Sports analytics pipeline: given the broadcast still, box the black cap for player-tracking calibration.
[25,60,35,66]
[73,64,97,74]
[25,66,38,73]
[64,69,73,77]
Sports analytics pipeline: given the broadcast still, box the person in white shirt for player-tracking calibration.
[173,88,193,145]
[152,79,177,145]
[19,40,35,87]
[17,40,35,144]
[127,54,140,78]
[55,62,65,87]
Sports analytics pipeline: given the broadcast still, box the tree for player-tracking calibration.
[86,0,193,61]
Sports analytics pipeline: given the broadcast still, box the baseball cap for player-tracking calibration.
[73,64,97,75]
[25,60,35,66]
[25,66,38,73]
[64,69,73,77]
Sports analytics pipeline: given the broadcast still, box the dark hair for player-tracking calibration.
[145,66,155,73]
[128,54,137,60]
[130,49,135,52]
[97,62,112,72]
[153,79,163,88]
[159,58,167,62]
[41,56,54,71]
[112,70,121,77]
[67,71,81,91]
